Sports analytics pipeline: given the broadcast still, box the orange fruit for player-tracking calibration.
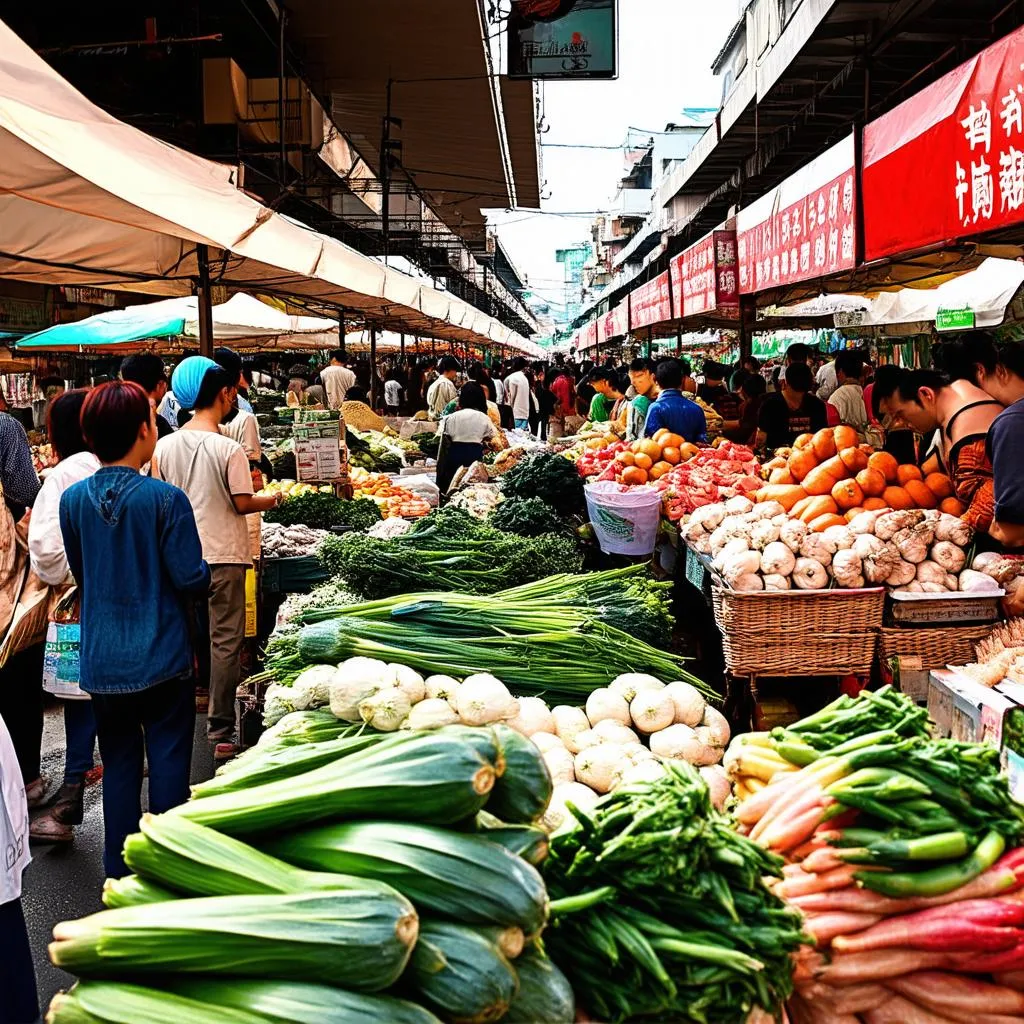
[924,472,954,500]
[617,451,636,466]
[868,451,900,484]
[862,496,888,511]
[798,496,839,523]
[812,428,837,461]
[679,443,700,461]
[832,478,865,511]
[839,447,868,475]
[905,479,938,509]
[855,467,887,497]
[649,461,673,480]
[621,466,648,486]
[794,433,814,450]
[659,433,683,449]
[661,446,681,465]
[653,428,670,444]
[819,455,848,481]
[883,485,913,510]
[921,453,942,477]
[940,496,966,515]
[638,438,663,461]
[633,453,653,471]
[896,464,923,485]
[833,425,859,452]
[788,449,819,482]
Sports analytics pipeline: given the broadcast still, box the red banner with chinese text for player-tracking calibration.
[863,25,1024,262]
[671,230,740,318]
[629,271,672,329]
[736,135,857,294]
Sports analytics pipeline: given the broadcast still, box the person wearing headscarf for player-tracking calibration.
[151,358,282,760]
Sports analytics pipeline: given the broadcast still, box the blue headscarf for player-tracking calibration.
[171,356,219,411]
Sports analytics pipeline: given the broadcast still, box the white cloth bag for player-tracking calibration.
[0,716,29,904]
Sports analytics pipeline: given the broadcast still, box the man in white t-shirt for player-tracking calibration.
[816,359,839,401]
[827,350,868,435]
[503,357,532,430]
[426,356,461,419]
[151,357,281,755]
[320,350,357,410]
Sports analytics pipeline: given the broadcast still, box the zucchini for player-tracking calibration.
[101,875,178,909]
[486,725,552,824]
[50,891,418,991]
[267,820,549,935]
[474,821,549,867]
[48,981,262,1024]
[174,728,499,836]
[171,978,443,1024]
[407,920,518,1024]
[502,948,575,1023]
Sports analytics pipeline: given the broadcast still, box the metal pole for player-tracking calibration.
[400,332,406,361]
[380,78,393,263]
[338,309,346,355]
[369,326,378,409]
[196,244,214,358]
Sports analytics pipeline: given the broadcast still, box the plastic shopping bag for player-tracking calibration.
[0,717,29,903]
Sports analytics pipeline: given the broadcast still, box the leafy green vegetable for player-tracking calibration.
[264,493,381,531]
[501,452,584,517]
[488,496,567,538]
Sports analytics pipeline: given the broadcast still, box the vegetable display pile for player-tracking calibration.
[258,567,695,701]
[316,506,582,599]
[501,451,585,517]
[656,442,763,522]
[591,430,701,487]
[260,522,331,560]
[349,468,432,518]
[543,762,805,1023]
[684,496,978,592]
[447,482,504,519]
[759,426,962,518]
[488,496,568,538]
[263,491,382,531]
[47,726,574,1024]
[724,687,1024,1021]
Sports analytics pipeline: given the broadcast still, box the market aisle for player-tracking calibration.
[23,705,216,1014]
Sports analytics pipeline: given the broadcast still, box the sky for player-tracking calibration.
[488,1,740,320]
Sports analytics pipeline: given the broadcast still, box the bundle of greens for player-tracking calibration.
[544,762,806,1023]
[488,496,567,538]
[265,493,381,531]
[277,579,361,625]
[501,452,584,517]
[316,519,582,599]
[410,432,441,459]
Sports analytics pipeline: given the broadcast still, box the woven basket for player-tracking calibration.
[711,585,885,677]
[878,624,992,671]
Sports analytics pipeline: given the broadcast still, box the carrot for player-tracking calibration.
[865,994,961,1023]
[751,780,824,842]
[803,910,882,946]
[815,949,950,985]
[795,980,889,1014]
[736,773,796,825]
[801,846,848,874]
[887,971,1024,1016]
[764,798,834,853]
[777,864,863,899]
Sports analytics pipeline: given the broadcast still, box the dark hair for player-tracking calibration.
[786,343,810,364]
[120,354,166,394]
[511,356,528,373]
[835,350,863,380]
[241,367,254,387]
[81,381,151,463]
[872,367,950,406]
[997,340,1024,379]
[784,362,814,393]
[870,364,901,419]
[193,365,237,411]
[588,367,618,387]
[740,373,766,399]
[629,357,654,373]
[439,356,462,374]
[703,361,725,381]
[48,389,91,462]
[330,349,348,364]
[655,359,683,390]
[39,376,65,391]
[934,333,999,384]
[214,347,243,380]
[346,385,368,403]
[458,381,488,414]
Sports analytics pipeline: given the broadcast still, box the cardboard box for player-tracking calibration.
[927,669,1016,746]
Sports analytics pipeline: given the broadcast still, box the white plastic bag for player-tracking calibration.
[0,716,29,904]
[585,481,663,556]
[396,474,441,508]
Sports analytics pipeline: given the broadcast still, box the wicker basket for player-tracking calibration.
[711,585,885,677]
[878,624,992,671]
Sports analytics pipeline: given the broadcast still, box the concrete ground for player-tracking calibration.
[22,702,216,1017]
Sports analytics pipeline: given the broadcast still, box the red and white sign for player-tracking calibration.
[671,229,740,318]
[629,271,672,329]
[581,319,599,351]
[863,25,1024,263]
[736,135,857,294]
[601,304,628,342]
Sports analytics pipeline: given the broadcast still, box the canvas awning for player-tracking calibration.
[0,18,531,352]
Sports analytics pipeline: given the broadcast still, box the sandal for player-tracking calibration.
[30,810,74,843]
[213,742,239,762]
[49,782,85,826]
[25,777,48,809]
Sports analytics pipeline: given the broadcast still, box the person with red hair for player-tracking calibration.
[58,381,210,878]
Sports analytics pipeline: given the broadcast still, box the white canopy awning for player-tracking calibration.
[0,18,531,352]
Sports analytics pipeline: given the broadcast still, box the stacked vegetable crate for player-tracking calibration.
[46,725,574,1024]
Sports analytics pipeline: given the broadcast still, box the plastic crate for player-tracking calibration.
[260,555,330,594]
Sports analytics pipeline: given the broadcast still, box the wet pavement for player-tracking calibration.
[22,705,216,1016]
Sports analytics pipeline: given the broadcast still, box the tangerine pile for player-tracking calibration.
[614,429,700,485]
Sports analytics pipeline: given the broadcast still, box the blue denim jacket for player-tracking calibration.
[59,467,210,694]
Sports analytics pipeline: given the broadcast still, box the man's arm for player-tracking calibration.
[160,490,211,594]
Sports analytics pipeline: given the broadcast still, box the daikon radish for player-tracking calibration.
[801,846,848,874]
[795,981,889,1014]
[804,911,883,946]
[752,782,825,843]
[865,994,961,1024]
[777,864,864,899]
[888,971,1024,1016]
[816,950,950,985]
[763,798,834,854]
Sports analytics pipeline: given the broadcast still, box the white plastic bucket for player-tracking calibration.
[584,482,663,556]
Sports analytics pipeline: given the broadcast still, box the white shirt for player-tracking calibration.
[384,380,402,407]
[439,409,497,444]
[816,362,838,401]
[0,715,29,903]
[321,364,357,410]
[28,451,101,586]
[504,371,531,420]
[492,377,505,404]
[220,408,262,460]
[829,382,868,431]
[427,375,459,419]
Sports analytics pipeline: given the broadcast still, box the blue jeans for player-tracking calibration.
[89,675,194,878]
[63,699,97,785]
[514,418,530,431]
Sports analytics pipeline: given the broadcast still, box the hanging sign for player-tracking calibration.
[671,229,740,318]
[508,0,618,80]
[936,307,976,332]
[736,135,857,294]
[628,271,672,330]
